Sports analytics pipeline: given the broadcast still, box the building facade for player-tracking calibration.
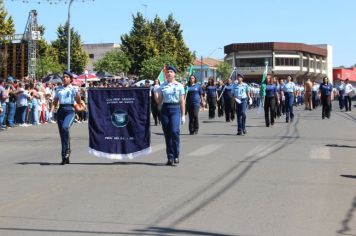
[333,67,356,87]
[82,43,120,71]
[192,57,222,83]
[224,42,333,83]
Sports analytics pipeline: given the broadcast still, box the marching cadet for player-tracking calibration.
[319,76,333,119]
[154,66,185,166]
[222,78,235,122]
[186,75,203,135]
[50,71,82,165]
[232,73,250,135]
[264,75,279,127]
[282,75,296,123]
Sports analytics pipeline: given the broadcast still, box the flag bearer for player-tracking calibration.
[154,66,185,166]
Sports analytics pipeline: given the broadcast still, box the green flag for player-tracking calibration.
[157,65,166,83]
[259,61,269,97]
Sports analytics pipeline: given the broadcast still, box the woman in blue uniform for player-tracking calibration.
[216,80,224,117]
[222,78,235,122]
[50,71,82,165]
[282,75,296,123]
[319,76,333,119]
[154,66,185,166]
[206,78,218,119]
[232,73,250,135]
[186,75,203,135]
[264,75,279,127]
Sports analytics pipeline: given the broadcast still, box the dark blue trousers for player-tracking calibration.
[57,105,75,159]
[160,104,181,160]
[285,93,294,122]
[236,99,247,132]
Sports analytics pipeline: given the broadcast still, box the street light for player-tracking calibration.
[67,0,74,72]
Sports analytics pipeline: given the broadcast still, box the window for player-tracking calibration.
[236,57,271,67]
[303,59,308,67]
[89,54,94,59]
[275,58,299,66]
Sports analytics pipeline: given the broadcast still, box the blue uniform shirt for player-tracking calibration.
[158,81,185,103]
[186,84,202,105]
[223,84,234,99]
[283,82,296,93]
[319,83,333,96]
[207,85,217,98]
[265,84,277,98]
[55,85,78,105]
[233,82,249,99]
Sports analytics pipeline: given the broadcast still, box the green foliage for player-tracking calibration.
[35,25,64,78]
[121,13,194,75]
[217,62,232,81]
[93,49,131,75]
[0,5,15,73]
[140,54,176,80]
[51,23,88,74]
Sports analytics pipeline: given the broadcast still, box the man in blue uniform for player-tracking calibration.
[232,73,250,135]
[50,71,82,165]
[154,66,185,166]
[282,75,296,123]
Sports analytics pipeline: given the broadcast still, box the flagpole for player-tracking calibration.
[217,67,236,101]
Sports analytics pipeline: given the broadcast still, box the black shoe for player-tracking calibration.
[237,132,242,135]
[65,158,70,164]
[266,124,270,127]
[189,131,194,135]
[166,159,174,166]
[243,129,247,134]
[174,158,179,164]
[60,159,66,165]
[286,120,289,123]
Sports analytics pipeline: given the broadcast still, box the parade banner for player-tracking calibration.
[88,88,151,160]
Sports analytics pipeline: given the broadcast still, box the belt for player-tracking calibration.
[59,104,74,107]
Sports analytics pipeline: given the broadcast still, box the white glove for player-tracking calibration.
[248,98,252,105]
[181,115,186,125]
[235,98,241,104]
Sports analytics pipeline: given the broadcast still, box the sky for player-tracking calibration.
[4,0,356,67]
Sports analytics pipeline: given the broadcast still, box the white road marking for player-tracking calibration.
[150,143,166,153]
[187,144,224,156]
[310,147,331,160]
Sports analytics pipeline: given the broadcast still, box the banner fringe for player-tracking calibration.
[88,146,152,160]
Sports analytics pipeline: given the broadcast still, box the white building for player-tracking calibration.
[224,42,333,83]
[83,43,120,71]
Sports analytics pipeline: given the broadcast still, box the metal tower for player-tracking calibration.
[23,10,40,80]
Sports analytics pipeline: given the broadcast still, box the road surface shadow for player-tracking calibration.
[337,195,356,235]
[0,226,244,236]
[326,144,356,148]
[17,162,166,167]
[340,175,356,179]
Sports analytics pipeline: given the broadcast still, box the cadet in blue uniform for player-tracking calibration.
[319,76,333,119]
[282,75,296,123]
[206,78,218,119]
[223,78,235,122]
[186,75,203,135]
[264,75,279,127]
[51,71,81,165]
[232,73,250,135]
[154,66,185,166]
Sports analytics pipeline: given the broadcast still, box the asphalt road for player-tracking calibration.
[0,103,355,236]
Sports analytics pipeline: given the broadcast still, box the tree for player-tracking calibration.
[217,62,232,81]
[0,5,15,75]
[93,50,131,75]
[35,25,64,78]
[121,13,194,75]
[140,54,176,80]
[51,23,88,74]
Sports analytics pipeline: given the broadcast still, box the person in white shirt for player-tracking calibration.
[343,79,354,111]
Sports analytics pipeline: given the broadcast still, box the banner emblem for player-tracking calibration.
[111,110,128,128]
